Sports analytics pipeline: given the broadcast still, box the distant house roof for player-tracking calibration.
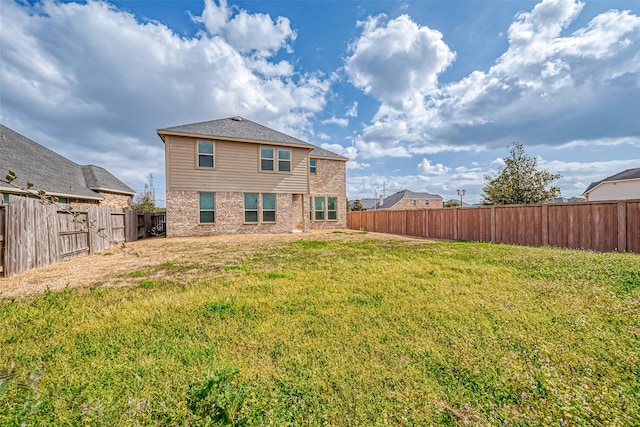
[444,199,473,207]
[350,190,443,210]
[0,124,135,200]
[157,116,347,160]
[379,189,443,209]
[583,167,640,195]
[349,198,378,210]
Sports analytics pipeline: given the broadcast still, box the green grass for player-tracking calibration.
[1,239,638,425]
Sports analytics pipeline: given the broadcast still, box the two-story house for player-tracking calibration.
[157,116,348,237]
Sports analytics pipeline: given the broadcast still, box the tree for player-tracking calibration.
[351,199,365,211]
[132,192,158,212]
[482,143,561,205]
[444,200,460,208]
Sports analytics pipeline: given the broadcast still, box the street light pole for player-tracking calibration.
[457,189,466,206]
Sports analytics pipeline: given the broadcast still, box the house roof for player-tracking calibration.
[583,167,640,195]
[157,116,315,149]
[158,116,348,160]
[82,165,136,195]
[0,124,135,200]
[310,146,349,161]
[379,189,443,209]
[349,198,378,210]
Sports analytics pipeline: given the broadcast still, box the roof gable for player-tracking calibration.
[158,116,348,161]
[583,167,640,194]
[157,116,315,149]
[379,189,443,209]
[0,124,134,199]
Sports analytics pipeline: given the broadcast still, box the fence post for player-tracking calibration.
[454,208,459,240]
[490,206,496,243]
[541,204,549,246]
[618,201,627,252]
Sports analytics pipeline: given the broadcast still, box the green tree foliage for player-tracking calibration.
[482,143,561,205]
[444,200,460,208]
[351,199,365,211]
[132,192,158,212]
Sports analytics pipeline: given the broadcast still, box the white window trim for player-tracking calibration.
[260,146,292,174]
[196,141,215,169]
[199,192,215,224]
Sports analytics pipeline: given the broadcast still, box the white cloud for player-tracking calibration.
[344,14,455,107]
[347,0,640,158]
[417,158,451,176]
[320,143,369,169]
[346,102,359,118]
[0,0,329,201]
[321,117,349,127]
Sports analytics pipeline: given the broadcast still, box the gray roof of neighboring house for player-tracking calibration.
[584,167,640,194]
[349,198,378,210]
[0,124,135,200]
[158,116,347,160]
[82,165,135,195]
[379,189,443,209]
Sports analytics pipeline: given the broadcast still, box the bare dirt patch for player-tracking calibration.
[0,230,428,299]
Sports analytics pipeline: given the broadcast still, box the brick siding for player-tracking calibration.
[388,198,443,210]
[98,191,133,209]
[309,158,347,229]
[166,191,302,237]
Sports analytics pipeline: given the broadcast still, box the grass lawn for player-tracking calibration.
[1,236,639,425]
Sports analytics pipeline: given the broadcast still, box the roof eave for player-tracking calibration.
[0,187,104,201]
[156,129,315,149]
[583,177,640,195]
[91,187,136,196]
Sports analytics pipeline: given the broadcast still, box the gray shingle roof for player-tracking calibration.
[157,116,316,149]
[82,165,135,195]
[379,189,442,209]
[0,124,134,200]
[310,146,348,161]
[158,116,348,160]
[584,167,640,194]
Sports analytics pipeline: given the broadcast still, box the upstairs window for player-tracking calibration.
[278,149,291,172]
[244,193,258,223]
[260,147,274,171]
[262,193,276,222]
[197,141,215,168]
[260,146,291,173]
[310,159,317,174]
[327,197,337,220]
[199,192,215,223]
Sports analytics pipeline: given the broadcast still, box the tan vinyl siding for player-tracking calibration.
[166,136,309,193]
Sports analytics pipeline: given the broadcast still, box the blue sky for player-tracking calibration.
[1,0,639,205]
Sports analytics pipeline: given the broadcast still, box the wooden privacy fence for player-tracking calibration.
[347,199,640,253]
[0,196,166,278]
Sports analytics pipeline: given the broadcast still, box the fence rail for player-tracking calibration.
[347,200,640,253]
[0,196,165,278]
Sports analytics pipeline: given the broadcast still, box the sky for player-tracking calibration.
[1,0,639,206]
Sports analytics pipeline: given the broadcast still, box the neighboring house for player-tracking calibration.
[157,116,348,237]
[0,124,135,208]
[551,196,585,203]
[444,199,473,207]
[583,168,640,201]
[349,198,378,211]
[378,189,443,210]
[350,190,443,211]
